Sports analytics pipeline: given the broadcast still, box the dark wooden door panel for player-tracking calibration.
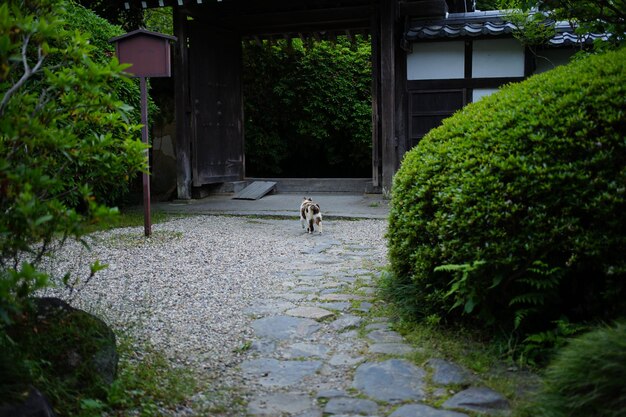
[408,89,466,148]
[189,22,244,186]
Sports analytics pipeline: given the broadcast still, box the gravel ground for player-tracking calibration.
[40,215,388,388]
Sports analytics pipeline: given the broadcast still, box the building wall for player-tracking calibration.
[407,42,465,79]
[405,36,574,147]
[472,38,525,78]
[534,48,576,73]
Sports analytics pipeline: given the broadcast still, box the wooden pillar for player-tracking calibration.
[370,1,381,189]
[395,17,408,172]
[379,0,397,194]
[173,7,192,199]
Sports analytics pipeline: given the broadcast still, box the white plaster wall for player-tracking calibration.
[534,48,575,73]
[472,88,500,102]
[472,38,525,78]
[407,42,465,80]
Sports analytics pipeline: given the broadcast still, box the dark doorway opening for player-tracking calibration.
[242,37,373,179]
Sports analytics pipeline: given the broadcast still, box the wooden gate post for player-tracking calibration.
[174,7,192,200]
[379,0,397,195]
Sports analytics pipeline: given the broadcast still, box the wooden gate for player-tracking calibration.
[188,21,244,186]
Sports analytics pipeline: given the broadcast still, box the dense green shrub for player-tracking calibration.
[522,322,626,417]
[243,37,372,177]
[0,0,145,324]
[387,48,626,339]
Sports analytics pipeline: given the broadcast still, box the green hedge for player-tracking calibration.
[387,48,626,337]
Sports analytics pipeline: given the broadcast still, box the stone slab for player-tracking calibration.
[427,359,474,386]
[316,302,352,312]
[328,354,365,367]
[369,343,414,355]
[282,342,330,359]
[248,392,318,416]
[319,293,365,302]
[365,323,389,331]
[292,286,321,294]
[366,329,405,344]
[352,359,426,403]
[241,358,322,388]
[278,293,309,302]
[232,181,276,200]
[352,301,373,313]
[316,389,347,399]
[324,397,379,415]
[390,404,469,417]
[286,306,335,321]
[358,287,377,295]
[243,300,296,316]
[250,339,276,355]
[296,269,326,277]
[442,387,510,415]
[330,315,363,331]
[252,316,321,340]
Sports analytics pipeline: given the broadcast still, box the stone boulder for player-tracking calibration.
[31,297,118,385]
[0,388,56,417]
[1,297,118,415]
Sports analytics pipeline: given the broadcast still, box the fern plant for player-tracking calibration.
[436,261,486,315]
[510,260,563,330]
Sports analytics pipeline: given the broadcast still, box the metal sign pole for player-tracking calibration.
[140,76,152,237]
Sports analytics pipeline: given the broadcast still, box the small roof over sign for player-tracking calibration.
[109,28,177,43]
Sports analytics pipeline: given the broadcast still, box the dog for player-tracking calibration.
[300,197,323,234]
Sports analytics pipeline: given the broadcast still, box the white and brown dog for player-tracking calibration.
[300,197,323,234]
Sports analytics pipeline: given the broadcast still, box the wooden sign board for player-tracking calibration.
[110,29,177,78]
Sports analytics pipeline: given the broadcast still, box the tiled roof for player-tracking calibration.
[405,10,609,46]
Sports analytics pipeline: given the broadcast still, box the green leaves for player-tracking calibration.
[1,0,146,325]
[387,47,626,350]
[0,264,49,326]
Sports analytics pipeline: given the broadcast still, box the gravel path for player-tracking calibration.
[40,214,521,416]
[40,215,387,386]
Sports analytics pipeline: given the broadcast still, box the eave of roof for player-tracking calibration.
[405,10,609,46]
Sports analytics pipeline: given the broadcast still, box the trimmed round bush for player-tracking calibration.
[528,322,626,417]
[387,48,626,333]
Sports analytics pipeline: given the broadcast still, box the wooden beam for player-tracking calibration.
[225,5,371,32]
[173,7,192,199]
[399,0,448,18]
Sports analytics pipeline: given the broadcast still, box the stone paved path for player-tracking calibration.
[239,230,511,417]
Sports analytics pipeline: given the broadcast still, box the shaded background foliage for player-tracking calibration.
[243,37,372,178]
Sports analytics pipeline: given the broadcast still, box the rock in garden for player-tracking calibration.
[352,359,426,403]
[286,306,335,321]
[251,316,321,340]
[242,358,322,388]
[0,387,56,417]
[248,392,319,416]
[427,359,474,386]
[442,387,510,414]
[324,397,379,415]
[390,403,469,417]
